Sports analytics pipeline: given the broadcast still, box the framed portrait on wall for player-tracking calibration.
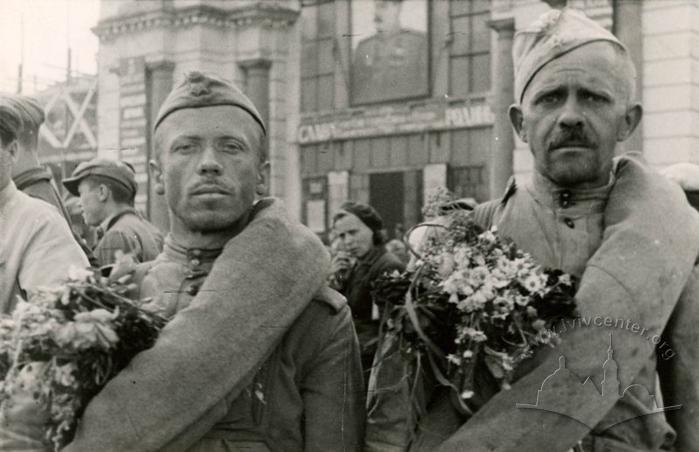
[351,0,429,105]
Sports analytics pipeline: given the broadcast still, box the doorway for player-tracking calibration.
[369,170,422,240]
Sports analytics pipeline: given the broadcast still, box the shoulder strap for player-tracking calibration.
[472,200,500,230]
[105,209,138,232]
[311,286,347,314]
[472,177,517,229]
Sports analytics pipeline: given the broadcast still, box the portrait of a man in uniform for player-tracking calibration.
[351,0,429,105]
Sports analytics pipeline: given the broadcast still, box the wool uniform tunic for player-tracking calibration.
[485,172,680,451]
[366,157,699,452]
[134,236,366,452]
[93,209,164,268]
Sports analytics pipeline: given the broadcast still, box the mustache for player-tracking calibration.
[548,129,596,151]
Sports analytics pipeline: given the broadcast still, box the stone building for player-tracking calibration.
[93,0,301,231]
[93,0,699,237]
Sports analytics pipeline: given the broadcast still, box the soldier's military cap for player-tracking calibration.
[0,94,45,136]
[62,157,137,197]
[154,71,266,135]
[513,8,627,103]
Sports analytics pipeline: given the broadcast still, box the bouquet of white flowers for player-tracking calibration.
[0,267,166,451]
[372,197,578,418]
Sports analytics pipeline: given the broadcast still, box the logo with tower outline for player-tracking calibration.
[516,333,680,430]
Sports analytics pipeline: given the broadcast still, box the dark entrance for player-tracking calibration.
[369,170,422,240]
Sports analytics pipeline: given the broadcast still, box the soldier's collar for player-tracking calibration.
[163,234,223,263]
[526,169,615,211]
[12,166,52,190]
[99,208,138,234]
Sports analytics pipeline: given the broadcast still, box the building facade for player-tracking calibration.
[93,0,302,231]
[94,0,699,238]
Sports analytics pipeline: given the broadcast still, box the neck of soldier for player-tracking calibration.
[169,211,251,250]
[100,202,134,228]
[537,164,613,191]
[10,147,41,177]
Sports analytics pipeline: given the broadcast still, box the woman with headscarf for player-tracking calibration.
[331,201,405,391]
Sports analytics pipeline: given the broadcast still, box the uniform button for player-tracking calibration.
[563,218,575,229]
[186,284,200,296]
[559,190,572,208]
[190,259,201,267]
[190,249,202,258]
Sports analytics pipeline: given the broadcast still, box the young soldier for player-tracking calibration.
[66,72,365,452]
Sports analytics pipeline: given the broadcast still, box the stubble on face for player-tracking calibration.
[518,43,635,189]
[154,106,266,237]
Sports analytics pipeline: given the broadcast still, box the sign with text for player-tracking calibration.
[297,101,494,145]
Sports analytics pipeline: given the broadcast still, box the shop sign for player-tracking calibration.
[297,102,494,145]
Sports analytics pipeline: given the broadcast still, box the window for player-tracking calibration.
[301,0,336,112]
[449,0,491,97]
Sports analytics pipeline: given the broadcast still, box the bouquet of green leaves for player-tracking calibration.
[373,202,578,416]
[0,267,167,451]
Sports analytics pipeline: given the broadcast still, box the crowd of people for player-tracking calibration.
[0,7,697,452]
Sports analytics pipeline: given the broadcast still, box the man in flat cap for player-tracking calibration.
[0,101,89,313]
[366,8,699,451]
[63,157,163,270]
[64,72,364,452]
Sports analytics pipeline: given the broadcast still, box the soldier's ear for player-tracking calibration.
[149,159,165,195]
[6,140,18,162]
[256,160,270,197]
[617,103,643,142]
[509,104,527,143]
[97,184,110,202]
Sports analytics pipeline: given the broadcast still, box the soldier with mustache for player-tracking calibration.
[64,72,365,452]
[367,9,699,452]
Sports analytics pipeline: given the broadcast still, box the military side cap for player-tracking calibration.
[513,8,626,103]
[62,157,137,197]
[154,71,266,135]
[0,94,45,135]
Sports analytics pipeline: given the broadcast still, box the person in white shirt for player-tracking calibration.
[0,100,88,313]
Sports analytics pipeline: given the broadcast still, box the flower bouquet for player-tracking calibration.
[372,199,578,418]
[0,267,167,451]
